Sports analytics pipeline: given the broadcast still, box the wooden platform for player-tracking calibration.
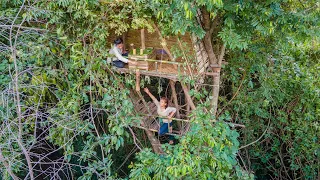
[116,59,199,80]
[117,67,180,80]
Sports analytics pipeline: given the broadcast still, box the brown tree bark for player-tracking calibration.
[211,45,226,114]
[201,8,218,65]
[197,8,226,115]
[169,80,181,118]
[0,149,19,180]
[170,80,182,130]
[181,83,196,110]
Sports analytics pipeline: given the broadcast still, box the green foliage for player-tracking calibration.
[218,28,248,50]
[0,0,147,179]
[130,105,253,179]
[219,1,320,177]
[1,0,319,179]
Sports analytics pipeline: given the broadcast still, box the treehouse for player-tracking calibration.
[107,28,230,154]
[108,28,221,81]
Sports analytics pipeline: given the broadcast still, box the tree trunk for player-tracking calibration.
[201,8,218,64]
[211,75,220,115]
[196,8,226,115]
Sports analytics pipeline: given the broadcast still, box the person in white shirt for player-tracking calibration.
[144,88,176,144]
[109,38,136,68]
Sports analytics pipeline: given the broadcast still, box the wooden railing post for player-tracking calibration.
[141,29,145,50]
[135,69,140,92]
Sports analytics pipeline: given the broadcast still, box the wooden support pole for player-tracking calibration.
[135,70,140,91]
[170,80,182,131]
[186,84,190,115]
[211,75,220,115]
[141,29,145,50]
[169,80,181,119]
[122,31,128,51]
[181,83,196,110]
[211,45,225,115]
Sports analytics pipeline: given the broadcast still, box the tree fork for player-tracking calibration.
[200,8,218,65]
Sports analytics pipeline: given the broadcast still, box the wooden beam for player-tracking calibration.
[135,70,140,91]
[128,56,181,65]
[169,80,181,119]
[186,84,191,115]
[181,83,196,110]
[141,29,145,50]
[116,68,178,81]
[122,31,128,51]
[203,72,219,77]
[210,64,221,68]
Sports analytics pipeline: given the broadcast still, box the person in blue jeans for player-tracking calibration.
[144,87,176,144]
[109,38,136,68]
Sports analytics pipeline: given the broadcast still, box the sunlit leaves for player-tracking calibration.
[218,28,248,50]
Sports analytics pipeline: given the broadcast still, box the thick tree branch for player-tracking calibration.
[169,80,181,119]
[181,83,196,110]
[0,149,19,180]
[239,118,270,150]
[128,127,142,151]
[200,8,218,64]
[9,1,35,179]
[218,44,226,66]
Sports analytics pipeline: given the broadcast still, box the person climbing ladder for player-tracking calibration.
[143,88,176,144]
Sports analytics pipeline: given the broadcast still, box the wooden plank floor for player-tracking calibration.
[117,67,180,80]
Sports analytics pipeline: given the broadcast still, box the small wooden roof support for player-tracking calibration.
[141,29,145,50]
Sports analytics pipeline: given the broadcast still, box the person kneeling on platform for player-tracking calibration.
[144,88,176,144]
[109,37,136,68]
